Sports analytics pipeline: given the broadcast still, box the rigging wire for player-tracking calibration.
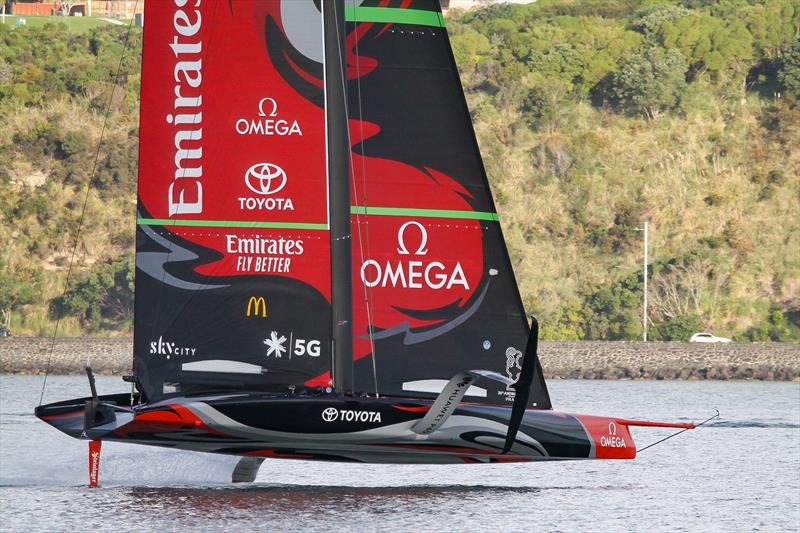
[353,6,380,398]
[39,3,140,406]
[335,0,379,397]
[636,409,720,453]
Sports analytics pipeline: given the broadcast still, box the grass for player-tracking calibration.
[1,6,797,340]
[0,15,120,32]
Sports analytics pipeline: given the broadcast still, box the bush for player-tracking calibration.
[50,258,134,331]
[608,47,688,118]
[630,4,691,36]
[59,130,89,158]
[0,259,41,327]
[655,314,702,341]
[580,273,643,340]
[743,309,800,342]
[778,38,800,96]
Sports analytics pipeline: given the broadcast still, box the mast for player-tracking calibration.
[323,0,354,393]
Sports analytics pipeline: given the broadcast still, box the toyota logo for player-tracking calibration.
[321,407,338,422]
[244,162,287,196]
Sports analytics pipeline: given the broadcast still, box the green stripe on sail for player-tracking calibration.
[344,6,445,28]
[350,206,499,221]
[138,207,498,229]
[137,218,329,231]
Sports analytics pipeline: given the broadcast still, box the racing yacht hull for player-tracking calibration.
[36,393,640,464]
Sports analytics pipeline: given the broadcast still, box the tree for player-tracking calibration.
[50,258,134,330]
[0,259,40,328]
[648,249,734,338]
[450,31,492,69]
[651,257,709,320]
[580,274,643,340]
[58,1,76,17]
[779,38,800,97]
[609,47,688,118]
[656,314,702,341]
[743,0,799,60]
[520,76,572,131]
[630,4,691,37]
[527,43,584,85]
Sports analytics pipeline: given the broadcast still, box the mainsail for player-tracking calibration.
[134,0,550,409]
[135,0,333,400]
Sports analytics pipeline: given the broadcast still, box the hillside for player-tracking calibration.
[1,1,798,341]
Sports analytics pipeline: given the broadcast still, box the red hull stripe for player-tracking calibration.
[391,405,431,413]
[40,411,83,421]
[246,450,314,459]
[572,414,637,460]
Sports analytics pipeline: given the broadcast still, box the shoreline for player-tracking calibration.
[0,337,798,381]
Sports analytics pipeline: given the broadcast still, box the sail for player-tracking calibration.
[134,0,333,401]
[343,0,552,408]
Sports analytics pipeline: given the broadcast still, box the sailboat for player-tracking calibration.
[35,0,693,485]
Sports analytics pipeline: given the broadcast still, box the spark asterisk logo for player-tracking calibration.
[263,331,287,358]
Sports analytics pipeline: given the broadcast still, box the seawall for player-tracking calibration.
[1,337,798,380]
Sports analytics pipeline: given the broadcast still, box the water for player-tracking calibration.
[1,375,798,532]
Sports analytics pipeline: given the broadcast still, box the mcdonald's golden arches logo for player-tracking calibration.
[246,296,267,318]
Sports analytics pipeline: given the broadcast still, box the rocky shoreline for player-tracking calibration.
[1,337,798,380]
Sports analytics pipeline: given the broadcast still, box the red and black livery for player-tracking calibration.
[36,0,692,483]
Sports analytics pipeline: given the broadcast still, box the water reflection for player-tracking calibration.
[127,484,542,517]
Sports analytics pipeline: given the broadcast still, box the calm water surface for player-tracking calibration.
[1,375,798,532]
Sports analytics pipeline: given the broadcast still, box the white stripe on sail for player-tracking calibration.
[402,379,487,398]
[182,360,264,374]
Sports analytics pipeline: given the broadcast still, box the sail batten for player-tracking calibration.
[351,206,499,221]
[137,218,330,230]
[345,6,446,27]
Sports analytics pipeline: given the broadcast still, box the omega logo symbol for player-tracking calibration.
[258,97,278,117]
[397,221,429,256]
[321,407,339,422]
[600,420,626,448]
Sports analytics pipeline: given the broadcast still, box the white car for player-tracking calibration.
[690,332,732,343]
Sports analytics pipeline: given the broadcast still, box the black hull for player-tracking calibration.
[36,392,637,464]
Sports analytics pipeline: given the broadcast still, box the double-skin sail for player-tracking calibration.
[134,0,550,410]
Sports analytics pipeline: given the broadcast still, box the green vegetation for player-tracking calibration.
[1,15,119,32]
[449,0,800,341]
[0,2,798,341]
[50,257,134,332]
[0,21,140,336]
